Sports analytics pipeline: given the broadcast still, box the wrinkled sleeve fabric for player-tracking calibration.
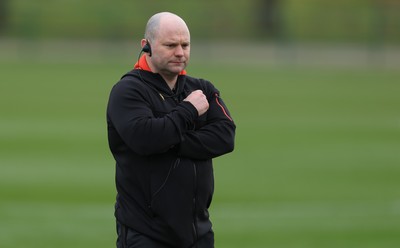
[107,79,198,156]
[178,82,236,160]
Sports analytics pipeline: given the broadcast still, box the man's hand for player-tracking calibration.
[184,90,209,116]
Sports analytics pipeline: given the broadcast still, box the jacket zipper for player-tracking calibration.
[192,162,198,247]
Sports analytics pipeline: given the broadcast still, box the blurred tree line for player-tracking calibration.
[0,0,399,44]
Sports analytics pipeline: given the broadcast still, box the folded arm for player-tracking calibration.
[107,82,198,156]
[178,93,236,160]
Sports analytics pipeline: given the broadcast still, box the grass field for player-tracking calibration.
[1,41,400,248]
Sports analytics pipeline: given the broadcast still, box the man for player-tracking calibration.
[107,12,235,248]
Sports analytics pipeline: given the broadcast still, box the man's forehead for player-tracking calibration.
[156,26,190,42]
[157,34,190,44]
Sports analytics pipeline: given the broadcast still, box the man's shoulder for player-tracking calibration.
[184,74,209,84]
[110,70,148,94]
[184,75,217,93]
[184,75,214,89]
[118,70,141,84]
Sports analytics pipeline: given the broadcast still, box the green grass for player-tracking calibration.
[7,0,400,43]
[1,48,400,248]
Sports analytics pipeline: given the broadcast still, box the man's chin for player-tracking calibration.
[169,66,186,74]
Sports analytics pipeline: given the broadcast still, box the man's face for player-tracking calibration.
[148,21,190,77]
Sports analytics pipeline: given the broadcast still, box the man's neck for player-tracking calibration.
[144,56,180,90]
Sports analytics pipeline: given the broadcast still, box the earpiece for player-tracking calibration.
[142,41,152,57]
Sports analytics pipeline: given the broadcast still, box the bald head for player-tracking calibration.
[141,12,191,86]
[144,12,190,42]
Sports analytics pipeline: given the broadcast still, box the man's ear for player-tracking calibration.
[141,39,152,57]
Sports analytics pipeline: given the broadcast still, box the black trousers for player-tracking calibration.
[116,221,214,248]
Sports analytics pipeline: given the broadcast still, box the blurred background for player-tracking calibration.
[1,0,399,247]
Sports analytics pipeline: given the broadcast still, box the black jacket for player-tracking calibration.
[107,69,235,247]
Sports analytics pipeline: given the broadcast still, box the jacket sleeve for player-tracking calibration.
[107,80,198,156]
[177,89,236,160]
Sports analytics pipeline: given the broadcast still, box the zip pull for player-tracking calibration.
[159,93,165,101]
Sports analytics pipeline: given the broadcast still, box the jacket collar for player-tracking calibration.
[134,55,187,75]
[129,55,188,99]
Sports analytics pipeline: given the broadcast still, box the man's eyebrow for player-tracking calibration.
[163,41,190,45]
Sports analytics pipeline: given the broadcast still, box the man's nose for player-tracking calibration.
[174,45,184,56]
